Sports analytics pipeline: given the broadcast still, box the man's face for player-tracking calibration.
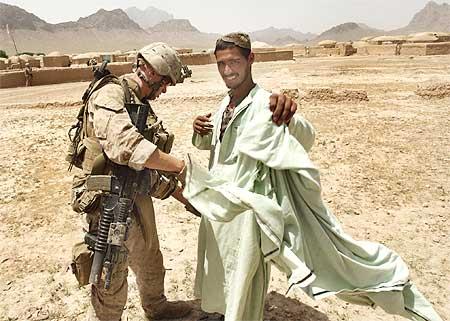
[215,47,253,90]
[148,76,170,100]
[139,61,171,100]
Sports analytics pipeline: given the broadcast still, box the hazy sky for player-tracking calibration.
[2,0,449,34]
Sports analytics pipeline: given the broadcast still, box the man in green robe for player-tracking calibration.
[183,32,443,321]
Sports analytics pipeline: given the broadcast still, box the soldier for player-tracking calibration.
[24,62,33,86]
[70,43,193,321]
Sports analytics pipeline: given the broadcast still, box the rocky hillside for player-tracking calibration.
[0,3,217,54]
[125,6,173,29]
[149,19,199,33]
[313,22,383,43]
[0,2,53,31]
[394,1,450,33]
[73,9,142,31]
[146,19,218,49]
[250,27,316,45]
[0,3,151,54]
[311,1,450,43]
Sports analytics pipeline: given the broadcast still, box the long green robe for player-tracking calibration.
[184,85,442,321]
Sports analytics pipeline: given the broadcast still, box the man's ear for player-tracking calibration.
[248,52,255,64]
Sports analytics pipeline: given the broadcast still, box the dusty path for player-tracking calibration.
[0,55,448,321]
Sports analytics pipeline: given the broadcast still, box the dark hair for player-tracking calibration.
[214,40,251,58]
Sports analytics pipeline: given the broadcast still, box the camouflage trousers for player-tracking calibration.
[86,196,166,321]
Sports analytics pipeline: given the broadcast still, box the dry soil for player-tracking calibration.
[0,54,449,321]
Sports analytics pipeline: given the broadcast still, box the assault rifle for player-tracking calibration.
[85,102,151,289]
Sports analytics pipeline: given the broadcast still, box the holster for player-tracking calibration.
[71,241,93,287]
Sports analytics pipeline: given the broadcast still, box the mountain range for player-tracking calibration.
[392,1,450,34]
[312,2,450,43]
[249,27,316,45]
[313,22,383,43]
[124,6,173,29]
[0,1,449,55]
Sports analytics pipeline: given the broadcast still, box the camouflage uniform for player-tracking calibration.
[77,74,177,321]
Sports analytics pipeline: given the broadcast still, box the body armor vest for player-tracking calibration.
[67,75,174,174]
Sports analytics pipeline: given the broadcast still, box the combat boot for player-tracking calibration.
[151,300,192,320]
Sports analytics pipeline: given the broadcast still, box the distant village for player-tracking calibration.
[2,31,450,89]
[1,1,450,88]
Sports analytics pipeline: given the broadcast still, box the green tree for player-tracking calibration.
[0,50,8,59]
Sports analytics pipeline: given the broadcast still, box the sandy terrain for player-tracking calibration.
[0,55,449,321]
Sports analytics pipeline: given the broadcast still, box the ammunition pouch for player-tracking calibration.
[127,102,175,154]
[70,137,105,213]
[65,138,86,170]
[149,171,178,200]
[71,241,93,287]
[71,174,102,214]
[143,120,175,154]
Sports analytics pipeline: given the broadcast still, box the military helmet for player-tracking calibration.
[137,42,191,85]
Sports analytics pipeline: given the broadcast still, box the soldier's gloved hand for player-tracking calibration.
[269,93,297,126]
[185,202,201,217]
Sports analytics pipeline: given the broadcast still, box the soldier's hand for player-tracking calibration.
[269,93,297,126]
[193,113,213,136]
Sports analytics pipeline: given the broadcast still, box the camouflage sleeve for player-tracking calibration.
[88,83,157,170]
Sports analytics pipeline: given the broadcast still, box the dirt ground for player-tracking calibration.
[0,54,449,321]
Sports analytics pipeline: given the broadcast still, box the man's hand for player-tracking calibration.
[171,186,201,217]
[185,202,201,217]
[193,113,213,136]
[269,93,297,126]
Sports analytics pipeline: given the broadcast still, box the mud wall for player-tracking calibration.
[254,50,293,62]
[72,55,102,65]
[0,60,6,70]
[71,57,90,65]
[180,53,215,65]
[400,44,427,56]
[42,56,71,68]
[0,63,133,89]
[27,59,41,68]
[112,55,128,63]
[337,43,356,56]
[252,48,276,53]
[426,42,450,55]
[307,47,340,57]
[357,44,397,56]
[281,45,306,56]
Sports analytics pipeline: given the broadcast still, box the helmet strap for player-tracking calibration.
[136,67,165,99]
